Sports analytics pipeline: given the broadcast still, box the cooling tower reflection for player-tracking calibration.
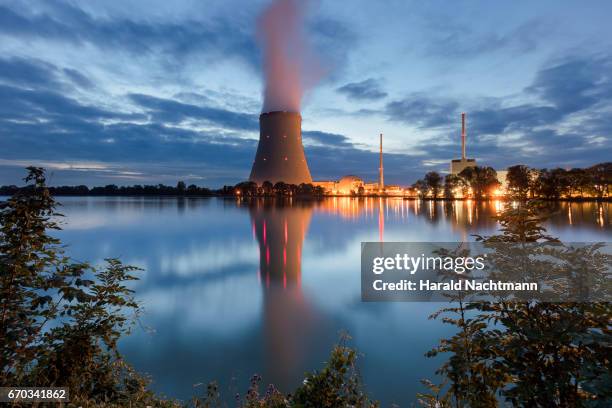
[248,199,322,391]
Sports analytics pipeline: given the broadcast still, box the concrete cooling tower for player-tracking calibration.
[249,111,313,185]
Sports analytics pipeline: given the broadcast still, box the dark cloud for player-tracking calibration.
[0,83,138,123]
[302,130,354,148]
[0,57,60,89]
[385,94,458,128]
[129,94,258,131]
[527,55,612,112]
[0,3,260,67]
[469,55,612,136]
[336,78,387,101]
[0,57,95,96]
[62,68,94,89]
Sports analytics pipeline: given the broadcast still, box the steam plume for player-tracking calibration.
[257,0,320,113]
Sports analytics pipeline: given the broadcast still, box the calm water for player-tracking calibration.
[51,197,609,406]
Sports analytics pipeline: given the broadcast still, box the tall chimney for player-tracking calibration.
[379,133,384,191]
[461,112,466,160]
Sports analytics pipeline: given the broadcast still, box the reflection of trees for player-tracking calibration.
[286,197,608,233]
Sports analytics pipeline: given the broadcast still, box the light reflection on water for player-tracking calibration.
[52,197,610,405]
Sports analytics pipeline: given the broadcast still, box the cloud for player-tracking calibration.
[381,54,612,174]
[385,93,458,128]
[469,55,612,136]
[422,17,548,58]
[309,17,358,81]
[62,67,94,89]
[0,2,356,76]
[0,57,260,184]
[0,2,260,68]
[129,93,258,131]
[336,78,387,101]
[0,57,59,89]
[302,130,354,148]
[2,53,611,186]
[526,55,612,113]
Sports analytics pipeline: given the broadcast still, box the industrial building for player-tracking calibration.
[313,133,406,196]
[450,112,477,175]
[250,111,313,185]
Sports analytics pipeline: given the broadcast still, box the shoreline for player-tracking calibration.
[1,194,610,202]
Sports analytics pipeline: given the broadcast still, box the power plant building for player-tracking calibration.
[450,112,477,175]
[250,111,313,185]
[312,133,406,196]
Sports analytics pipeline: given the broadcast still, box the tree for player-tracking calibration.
[261,181,274,196]
[424,171,443,199]
[413,179,428,198]
[535,168,569,199]
[297,183,314,195]
[443,174,462,199]
[0,168,167,405]
[176,180,186,193]
[587,162,611,199]
[566,168,589,198]
[273,182,290,196]
[424,191,612,407]
[506,165,532,200]
[458,166,499,199]
[235,181,258,197]
[292,335,379,408]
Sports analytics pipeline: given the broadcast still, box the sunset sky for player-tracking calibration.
[1,0,611,186]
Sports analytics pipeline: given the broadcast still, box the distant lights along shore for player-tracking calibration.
[373,279,538,291]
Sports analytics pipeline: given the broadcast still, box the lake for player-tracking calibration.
[52,197,610,406]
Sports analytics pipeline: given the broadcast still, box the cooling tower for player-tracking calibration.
[249,111,313,185]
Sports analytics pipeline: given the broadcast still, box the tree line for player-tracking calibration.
[0,180,326,198]
[413,162,611,200]
[232,181,325,197]
[0,181,215,197]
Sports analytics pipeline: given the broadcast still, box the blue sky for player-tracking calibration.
[1,0,611,187]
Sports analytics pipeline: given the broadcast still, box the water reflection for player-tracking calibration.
[45,196,610,405]
[248,199,318,390]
